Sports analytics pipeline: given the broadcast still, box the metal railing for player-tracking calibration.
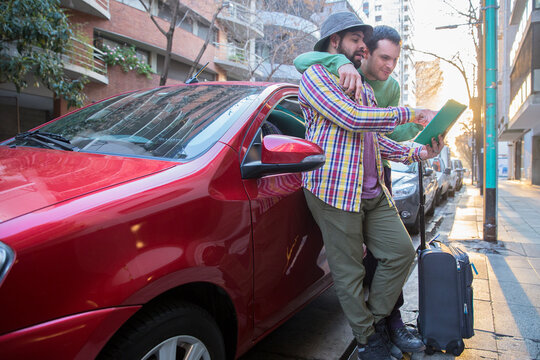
[214,42,263,67]
[63,37,107,76]
[219,1,263,33]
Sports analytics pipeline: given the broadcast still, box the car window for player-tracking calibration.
[265,97,305,139]
[6,85,264,161]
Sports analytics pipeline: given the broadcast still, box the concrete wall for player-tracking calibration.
[532,135,540,184]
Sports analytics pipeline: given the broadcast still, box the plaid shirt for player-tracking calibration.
[299,64,422,212]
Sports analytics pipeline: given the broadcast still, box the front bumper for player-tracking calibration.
[394,195,419,227]
[0,306,139,360]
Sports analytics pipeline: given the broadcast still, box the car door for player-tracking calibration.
[240,90,331,339]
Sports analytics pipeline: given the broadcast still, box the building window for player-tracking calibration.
[95,37,150,65]
[375,5,382,11]
[375,15,382,22]
[536,0,540,8]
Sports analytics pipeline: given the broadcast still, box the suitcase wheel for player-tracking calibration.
[424,345,436,355]
[446,340,465,356]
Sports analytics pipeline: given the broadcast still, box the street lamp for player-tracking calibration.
[435,21,482,30]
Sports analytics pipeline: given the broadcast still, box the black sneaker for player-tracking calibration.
[357,332,394,360]
[374,319,403,359]
[389,325,426,353]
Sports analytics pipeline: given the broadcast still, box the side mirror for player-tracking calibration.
[444,168,452,175]
[424,168,434,176]
[242,135,325,179]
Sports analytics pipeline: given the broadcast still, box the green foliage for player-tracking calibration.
[100,45,155,79]
[0,0,88,108]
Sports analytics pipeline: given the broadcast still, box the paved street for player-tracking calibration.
[240,179,540,360]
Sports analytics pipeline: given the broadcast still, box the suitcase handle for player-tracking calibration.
[419,163,426,250]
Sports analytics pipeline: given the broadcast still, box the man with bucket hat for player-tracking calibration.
[298,11,443,360]
[295,25,427,357]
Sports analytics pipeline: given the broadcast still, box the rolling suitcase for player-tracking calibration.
[416,162,474,356]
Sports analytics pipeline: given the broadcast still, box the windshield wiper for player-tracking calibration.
[15,130,79,151]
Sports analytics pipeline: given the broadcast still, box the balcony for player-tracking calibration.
[60,0,110,19]
[217,1,264,41]
[213,43,263,80]
[62,37,108,84]
[259,12,319,41]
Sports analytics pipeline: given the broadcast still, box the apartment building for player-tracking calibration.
[255,0,323,83]
[497,0,540,183]
[361,0,416,106]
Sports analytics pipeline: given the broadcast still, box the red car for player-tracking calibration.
[0,83,331,360]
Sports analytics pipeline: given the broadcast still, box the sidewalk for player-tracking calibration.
[402,179,540,359]
[240,179,540,360]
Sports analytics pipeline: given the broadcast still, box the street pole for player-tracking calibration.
[483,0,498,241]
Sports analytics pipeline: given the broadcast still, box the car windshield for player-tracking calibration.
[5,85,263,161]
[392,162,417,173]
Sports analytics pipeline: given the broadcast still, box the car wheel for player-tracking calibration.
[98,301,226,360]
[442,190,448,201]
[449,188,455,197]
[426,201,435,216]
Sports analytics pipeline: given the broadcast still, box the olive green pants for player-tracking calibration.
[304,189,415,344]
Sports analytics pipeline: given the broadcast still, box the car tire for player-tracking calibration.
[449,188,455,197]
[442,190,448,201]
[97,301,226,360]
[426,201,435,216]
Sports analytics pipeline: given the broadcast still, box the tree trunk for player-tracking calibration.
[185,4,224,81]
[160,0,181,86]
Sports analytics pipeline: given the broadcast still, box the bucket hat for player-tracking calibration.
[314,12,373,51]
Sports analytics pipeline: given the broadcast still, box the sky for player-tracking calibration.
[412,0,479,155]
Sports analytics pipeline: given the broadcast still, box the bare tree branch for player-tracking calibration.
[185,2,224,81]
[405,46,473,103]
[139,0,167,36]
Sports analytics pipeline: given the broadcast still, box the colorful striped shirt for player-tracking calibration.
[299,64,422,212]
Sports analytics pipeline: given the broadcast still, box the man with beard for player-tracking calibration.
[297,12,442,360]
[295,25,426,357]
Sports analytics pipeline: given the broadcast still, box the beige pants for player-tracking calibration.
[304,188,415,344]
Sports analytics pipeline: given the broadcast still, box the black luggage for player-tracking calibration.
[416,161,474,356]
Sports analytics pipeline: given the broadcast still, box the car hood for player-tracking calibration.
[0,147,177,223]
[391,171,415,185]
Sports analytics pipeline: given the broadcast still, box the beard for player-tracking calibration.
[337,40,363,68]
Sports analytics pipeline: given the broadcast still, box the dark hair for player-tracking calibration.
[365,25,401,53]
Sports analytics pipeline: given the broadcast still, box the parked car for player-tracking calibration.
[447,159,460,197]
[429,155,452,204]
[452,159,465,191]
[391,161,438,234]
[0,83,331,359]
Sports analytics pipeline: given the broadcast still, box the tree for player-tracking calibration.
[414,59,444,108]
[185,2,225,80]
[139,0,191,85]
[0,0,88,108]
[247,0,326,81]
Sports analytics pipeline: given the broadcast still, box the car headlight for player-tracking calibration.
[393,183,417,200]
[0,242,14,285]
